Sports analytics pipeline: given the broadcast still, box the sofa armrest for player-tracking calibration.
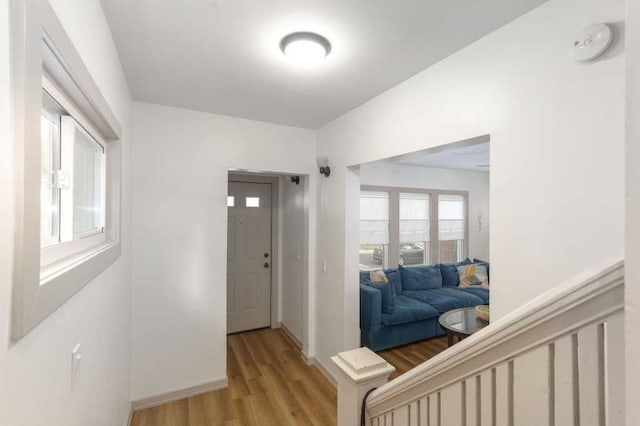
[360,284,382,328]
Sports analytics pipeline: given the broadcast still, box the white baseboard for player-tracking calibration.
[125,404,133,426]
[307,356,337,387]
[131,377,229,411]
[300,349,312,365]
[280,323,303,350]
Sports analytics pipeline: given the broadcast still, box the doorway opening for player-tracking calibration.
[226,171,312,356]
[227,178,274,333]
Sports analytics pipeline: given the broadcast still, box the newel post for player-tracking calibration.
[331,347,396,426]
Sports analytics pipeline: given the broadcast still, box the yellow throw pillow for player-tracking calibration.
[369,270,388,283]
[456,264,489,289]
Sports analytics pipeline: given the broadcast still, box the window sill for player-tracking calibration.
[9,240,121,340]
[40,240,119,285]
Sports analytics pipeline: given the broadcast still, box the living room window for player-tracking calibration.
[360,186,467,269]
[399,193,429,265]
[359,191,390,270]
[438,193,466,263]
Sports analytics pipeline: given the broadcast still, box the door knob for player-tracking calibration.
[264,263,270,268]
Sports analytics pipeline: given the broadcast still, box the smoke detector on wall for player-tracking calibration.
[569,24,614,62]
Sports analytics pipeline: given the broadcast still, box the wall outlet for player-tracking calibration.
[321,260,327,273]
[71,344,82,390]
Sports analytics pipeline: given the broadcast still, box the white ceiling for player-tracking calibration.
[100,0,547,129]
[393,140,490,172]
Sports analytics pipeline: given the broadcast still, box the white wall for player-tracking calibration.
[281,178,306,341]
[0,0,133,425]
[131,102,317,401]
[315,0,625,375]
[626,0,639,422]
[360,162,490,261]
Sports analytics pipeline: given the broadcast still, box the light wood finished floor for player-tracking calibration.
[377,336,448,380]
[130,329,447,426]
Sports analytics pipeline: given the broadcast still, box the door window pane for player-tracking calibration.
[438,194,465,262]
[399,193,429,265]
[227,196,235,207]
[246,197,260,208]
[360,191,389,269]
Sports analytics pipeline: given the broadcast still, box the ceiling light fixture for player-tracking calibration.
[280,32,331,67]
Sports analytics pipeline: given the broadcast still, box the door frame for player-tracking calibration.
[228,173,280,329]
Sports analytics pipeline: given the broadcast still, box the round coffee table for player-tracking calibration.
[439,306,489,347]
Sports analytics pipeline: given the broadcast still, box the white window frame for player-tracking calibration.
[361,185,468,267]
[11,0,122,339]
[39,78,108,267]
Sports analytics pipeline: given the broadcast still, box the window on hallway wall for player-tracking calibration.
[359,191,389,270]
[40,89,107,261]
[11,1,123,338]
[359,187,467,269]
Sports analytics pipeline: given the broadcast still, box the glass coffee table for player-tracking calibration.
[439,306,489,347]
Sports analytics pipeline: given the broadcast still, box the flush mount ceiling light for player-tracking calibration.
[280,32,331,67]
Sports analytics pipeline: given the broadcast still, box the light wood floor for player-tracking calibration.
[377,336,448,380]
[130,329,447,426]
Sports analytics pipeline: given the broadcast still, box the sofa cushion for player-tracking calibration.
[360,268,403,295]
[456,287,490,304]
[402,288,484,313]
[399,265,442,290]
[381,295,439,326]
[440,258,472,286]
[368,282,395,314]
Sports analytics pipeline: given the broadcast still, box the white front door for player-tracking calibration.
[227,181,272,334]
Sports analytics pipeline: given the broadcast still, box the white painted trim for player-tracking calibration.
[281,323,303,350]
[300,350,312,365]
[131,377,229,411]
[308,356,338,387]
[10,0,122,339]
[124,405,133,426]
[366,261,624,418]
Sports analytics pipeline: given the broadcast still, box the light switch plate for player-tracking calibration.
[71,343,82,390]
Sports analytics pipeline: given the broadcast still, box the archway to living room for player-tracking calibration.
[348,135,491,375]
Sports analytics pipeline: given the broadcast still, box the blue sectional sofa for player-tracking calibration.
[360,259,490,351]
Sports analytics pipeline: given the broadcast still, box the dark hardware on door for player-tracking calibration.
[264,263,270,268]
[264,253,269,258]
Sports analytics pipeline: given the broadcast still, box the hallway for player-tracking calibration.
[131,328,336,426]
[130,328,448,425]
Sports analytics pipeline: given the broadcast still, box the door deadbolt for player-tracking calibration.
[264,253,269,258]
